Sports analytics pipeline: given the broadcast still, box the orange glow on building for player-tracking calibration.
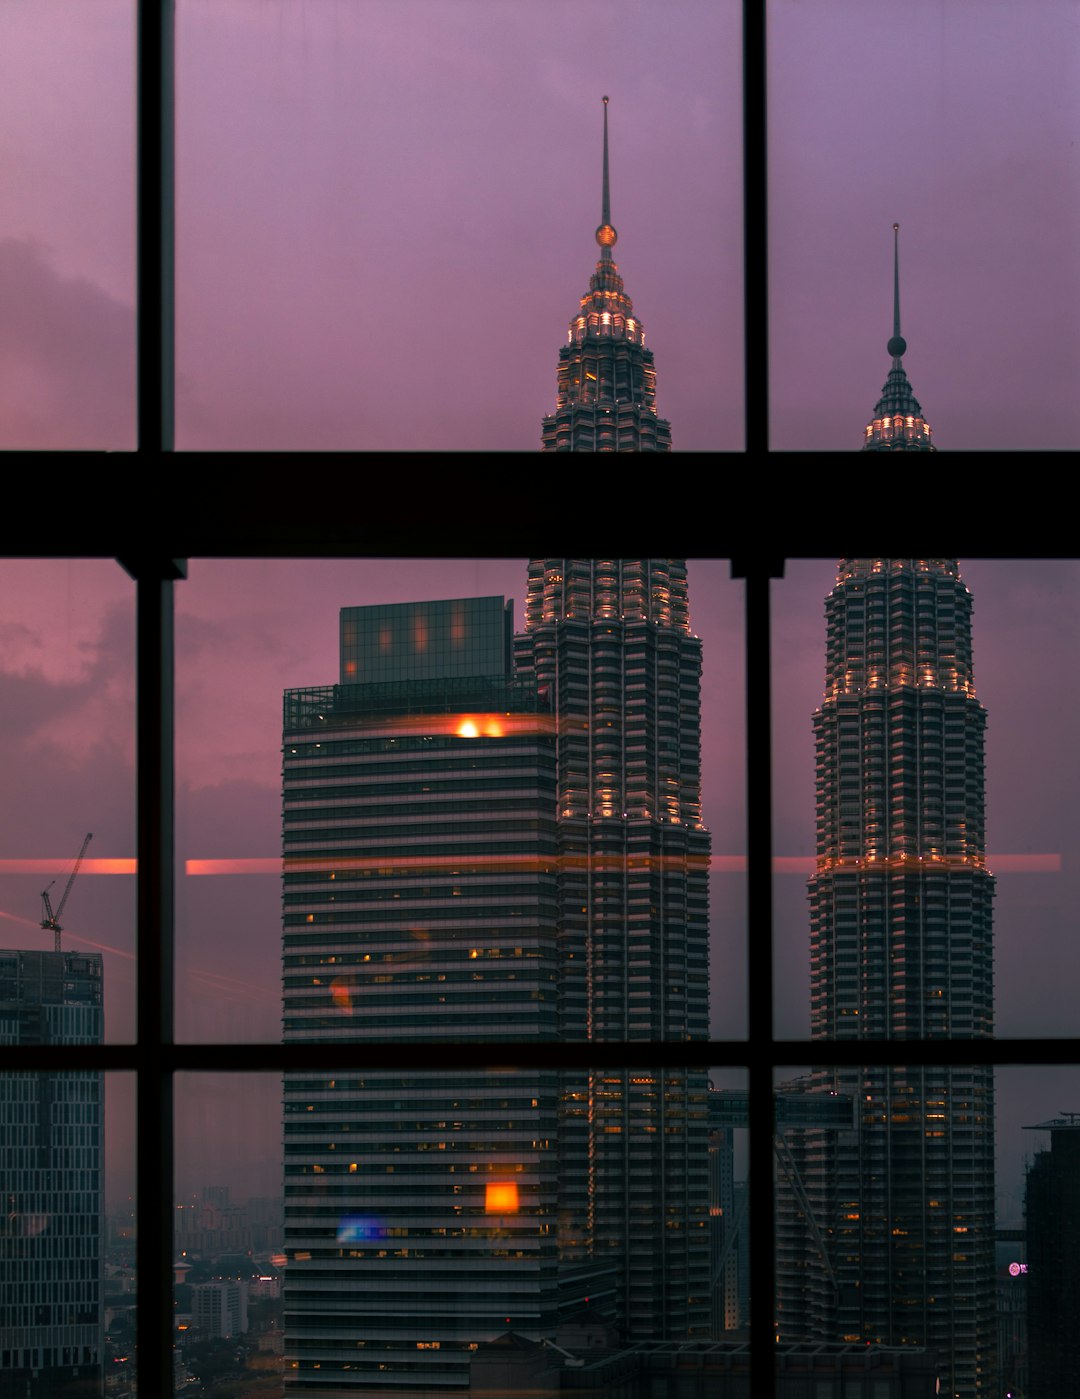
[329,979,353,1012]
[484,1183,519,1214]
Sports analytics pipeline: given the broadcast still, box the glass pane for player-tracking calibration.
[774,558,1080,1040]
[0,561,136,1042]
[178,1067,726,1397]
[776,1066,1080,1399]
[0,1067,134,1396]
[775,1063,991,1398]
[0,1,135,449]
[176,558,744,1045]
[770,0,1080,449]
[174,1073,283,1392]
[175,0,740,449]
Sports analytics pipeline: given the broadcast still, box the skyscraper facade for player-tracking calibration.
[777,559,996,1399]
[514,560,712,1338]
[862,225,935,451]
[281,597,566,1396]
[282,565,713,1391]
[541,98,672,452]
[1024,1113,1080,1398]
[0,950,104,1399]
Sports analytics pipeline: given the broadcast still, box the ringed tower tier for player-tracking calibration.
[514,560,711,1338]
[541,98,672,452]
[778,559,997,1399]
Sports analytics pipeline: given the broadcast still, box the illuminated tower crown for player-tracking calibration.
[541,98,672,451]
[862,224,936,450]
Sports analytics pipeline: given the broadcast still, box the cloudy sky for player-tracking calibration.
[0,555,1077,1221]
[1,0,1076,451]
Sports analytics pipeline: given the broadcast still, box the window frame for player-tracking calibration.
[0,5,1073,1396]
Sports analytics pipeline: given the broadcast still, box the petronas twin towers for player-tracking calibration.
[542,99,937,453]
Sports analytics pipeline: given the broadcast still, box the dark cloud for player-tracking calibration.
[0,238,135,449]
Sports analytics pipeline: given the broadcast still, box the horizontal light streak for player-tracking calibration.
[0,854,1063,877]
[0,858,136,875]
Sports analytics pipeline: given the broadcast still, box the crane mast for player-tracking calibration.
[40,831,93,953]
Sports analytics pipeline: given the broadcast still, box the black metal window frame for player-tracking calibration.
[0,4,1072,1396]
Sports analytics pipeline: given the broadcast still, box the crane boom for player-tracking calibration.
[40,832,93,953]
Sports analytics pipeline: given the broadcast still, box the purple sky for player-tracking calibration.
[2,0,1075,450]
[0,556,1077,1220]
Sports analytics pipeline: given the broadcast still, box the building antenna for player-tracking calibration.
[595,96,618,258]
[887,222,907,361]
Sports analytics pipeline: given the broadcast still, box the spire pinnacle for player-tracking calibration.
[887,222,907,360]
[595,95,617,257]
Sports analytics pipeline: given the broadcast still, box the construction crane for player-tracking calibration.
[40,832,93,953]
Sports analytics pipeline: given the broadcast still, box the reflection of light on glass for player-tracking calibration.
[412,611,428,652]
[271,1253,287,1267]
[457,719,479,738]
[0,908,46,931]
[330,978,353,1012]
[0,858,137,875]
[337,1214,386,1243]
[485,1183,519,1214]
[13,1214,50,1238]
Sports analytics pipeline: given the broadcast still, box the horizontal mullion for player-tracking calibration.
[2,1038,1078,1072]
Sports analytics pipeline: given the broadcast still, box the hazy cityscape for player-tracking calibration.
[2,554,1078,1398]
[1,3,1078,1397]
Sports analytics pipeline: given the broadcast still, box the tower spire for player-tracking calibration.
[601,95,611,227]
[861,223,934,450]
[887,221,906,361]
[595,96,617,260]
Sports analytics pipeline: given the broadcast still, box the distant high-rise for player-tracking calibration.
[777,559,996,1399]
[862,225,935,450]
[514,560,712,1337]
[281,597,569,1397]
[1024,1113,1080,1398]
[0,949,104,1399]
[541,99,673,451]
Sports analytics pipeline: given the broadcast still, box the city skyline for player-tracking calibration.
[2,0,1077,451]
[0,557,1077,1227]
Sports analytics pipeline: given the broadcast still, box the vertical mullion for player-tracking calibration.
[137,0,175,450]
[743,0,768,452]
[734,558,783,1394]
[127,560,185,1399]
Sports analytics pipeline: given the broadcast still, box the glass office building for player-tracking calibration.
[0,950,104,1399]
[282,597,565,1395]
